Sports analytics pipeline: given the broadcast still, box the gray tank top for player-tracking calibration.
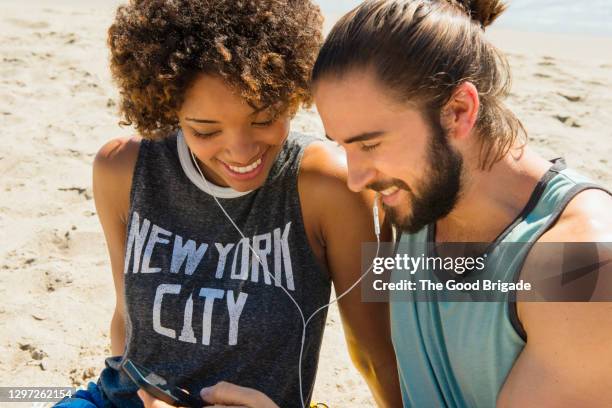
[98,131,331,407]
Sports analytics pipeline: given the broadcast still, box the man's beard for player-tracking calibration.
[369,120,463,234]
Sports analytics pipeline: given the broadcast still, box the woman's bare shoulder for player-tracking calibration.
[298,139,374,232]
[94,135,142,175]
[93,135,142,222]
[299,139,349,189]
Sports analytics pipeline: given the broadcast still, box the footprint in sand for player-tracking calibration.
[44,267,74,292]
[586,80,605,86]
[58,186,92,200]
[553,114,581,128]
[36,227,105,261]
[69,367,98,387]
[557,92,583,102]
[18,342,49,362]
[534,72,551,79]
[30,51,54,60]
[533,57,555,70]
[37,228,72,254]
[2,57,25,65]
[63,33,79,45]
[6,18,50,30]
[538,60,555,67]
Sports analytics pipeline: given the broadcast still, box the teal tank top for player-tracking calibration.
[390,159,609,407]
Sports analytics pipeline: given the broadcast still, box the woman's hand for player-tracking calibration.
[137,381,280,408]
[200,382,280,408]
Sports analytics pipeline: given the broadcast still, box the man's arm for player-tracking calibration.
[498,190,612,407]
[498,301,612,406]
[299,141,402,408]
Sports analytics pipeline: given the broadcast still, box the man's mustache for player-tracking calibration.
[367,179,411,193]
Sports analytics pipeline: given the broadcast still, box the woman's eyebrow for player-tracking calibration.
[247,103,272,115]
[185,117,219,124]
[185,104,271,123]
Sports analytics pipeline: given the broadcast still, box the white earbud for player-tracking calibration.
[373,193,381,237]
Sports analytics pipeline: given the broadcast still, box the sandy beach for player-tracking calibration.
[1,1,611,407]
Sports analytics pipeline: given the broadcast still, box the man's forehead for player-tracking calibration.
[315,69,383,99]
[317,95,422,144]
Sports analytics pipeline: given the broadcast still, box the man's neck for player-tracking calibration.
[434,148,553,243]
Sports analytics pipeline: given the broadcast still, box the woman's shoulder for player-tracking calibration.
[298,139,374,226]
[297,139,381,272]
[299,139,350,194]
[93,135,143,222]
[94,135,142,182]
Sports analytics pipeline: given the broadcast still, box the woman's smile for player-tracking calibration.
[217,150,268,181]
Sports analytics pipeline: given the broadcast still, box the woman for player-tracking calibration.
[55,1,400,407]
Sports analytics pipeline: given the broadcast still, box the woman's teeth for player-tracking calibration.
[228,158,262,174]
[380,186,399,196]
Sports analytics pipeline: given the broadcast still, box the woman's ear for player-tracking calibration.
[440,81,480,141]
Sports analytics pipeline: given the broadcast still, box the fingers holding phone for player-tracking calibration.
[123,358,278,408]
[138,389,184,408]
[137,382,279,408]
[200,382,280,408]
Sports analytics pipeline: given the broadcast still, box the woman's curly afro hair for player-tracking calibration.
[108,0,323,139]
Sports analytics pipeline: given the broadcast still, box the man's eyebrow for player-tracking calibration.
[327,131,386,144]
[185,117,219,124]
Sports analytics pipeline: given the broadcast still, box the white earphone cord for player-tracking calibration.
[190,150,381,408]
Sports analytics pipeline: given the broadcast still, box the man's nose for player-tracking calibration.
[346,153,376,192]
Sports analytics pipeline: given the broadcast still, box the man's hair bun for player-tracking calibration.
[449,0,508,28]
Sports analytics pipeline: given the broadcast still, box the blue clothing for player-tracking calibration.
[53,358,143,407]
[54,382,111,408]
[390,159,609,407]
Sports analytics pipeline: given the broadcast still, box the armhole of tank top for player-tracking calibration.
[293,138,332,282]
[392,225,400,254]
[118,139,149,363]
[507,183,612,342]
[125,138,149,218]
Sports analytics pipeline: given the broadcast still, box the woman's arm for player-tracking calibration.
[92,136,141,355]
[299,141,402,408]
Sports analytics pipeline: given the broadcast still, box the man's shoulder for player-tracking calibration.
[525,188,612,298]
[520,187,612,336]
[539,188,612,243]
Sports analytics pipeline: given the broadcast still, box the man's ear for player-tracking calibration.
[440,82,479,141]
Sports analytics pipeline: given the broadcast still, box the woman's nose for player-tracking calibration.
[225,134,260,165]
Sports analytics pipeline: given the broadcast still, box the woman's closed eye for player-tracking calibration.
[361,142,381,152]
[252,119,275,127]
[193,130,221,139]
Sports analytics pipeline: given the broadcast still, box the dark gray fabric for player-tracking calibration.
[99,132,331,407]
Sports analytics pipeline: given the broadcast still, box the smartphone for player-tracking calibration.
[121,359,208,407]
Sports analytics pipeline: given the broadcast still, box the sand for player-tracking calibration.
[0,2,610,407]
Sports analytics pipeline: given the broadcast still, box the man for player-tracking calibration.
[312,0,612,406]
